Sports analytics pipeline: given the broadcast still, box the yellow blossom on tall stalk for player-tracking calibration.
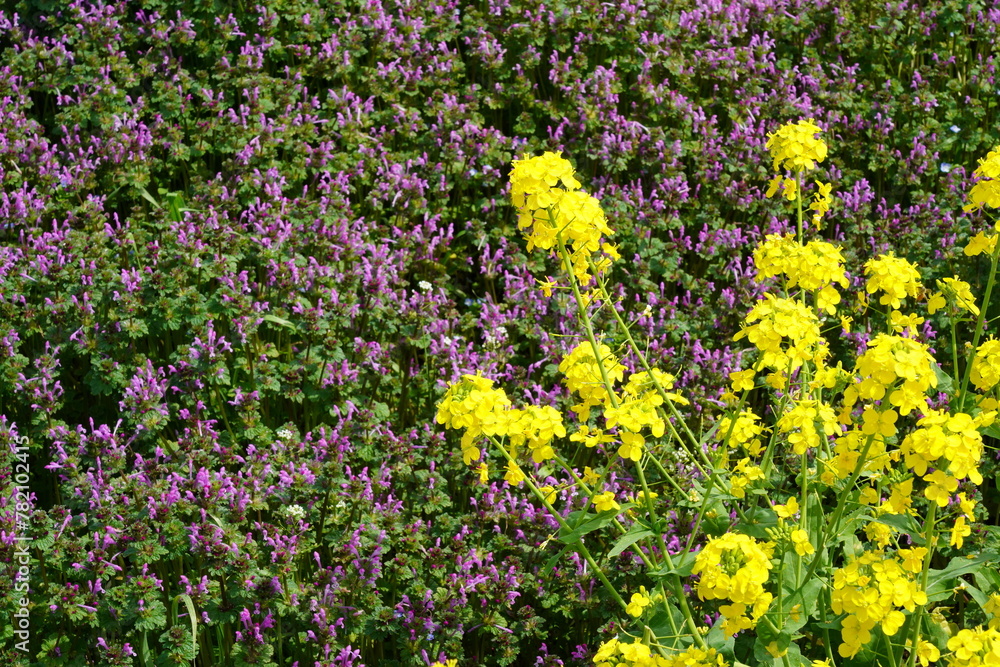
[692,533,774,636]
[777,399,840,455]
[717,410,767,456]
[964,146,1000,212]
[863,253,923,310]
[845,333,937,415]
[970,339,1000,392]
[435,374,511,464]
[560,341,626,421]
[765,119,828,174]
[945,627,1000,667]
[900,409,992,483]
[928,277,980,316]
[509,151,616,285]
[734,294,826,380]
[753,235,849,313]
[809,180,834,228]
[831,550,928,658]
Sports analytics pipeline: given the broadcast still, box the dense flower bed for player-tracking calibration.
[1,1,999,665]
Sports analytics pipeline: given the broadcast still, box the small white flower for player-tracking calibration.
[418,280,432,292]
[940,163,953,173]
[276,428,294,440]
[285,505,306,520]
[950,125,960,133]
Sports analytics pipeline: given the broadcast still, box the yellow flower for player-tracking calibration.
[626,587,652,617]
[964,231,998,256]
[538,485,557,505]
[535,277,558,297]
[924,470,959,508]
[950,516,972,549]
[864,253,922,310]
[592,491,620,513]
[729,369,755,393]
[791,529,814,556]
[765,119,828,172]
[504,461,526,485]
[617,430,645,462]
[964,146,1000,212]
[915,640,940,666]
[939,277,980,316]
[810,180,834,228]
[959,492,976,520]
[774,496,800,519]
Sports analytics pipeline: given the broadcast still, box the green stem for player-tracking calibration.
[492,439,628,613]
[905,502,939,667]
[795,432,879,592]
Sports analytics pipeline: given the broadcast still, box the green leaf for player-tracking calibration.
[873,513,924,544]
[542,543,575,573]
[557,509,622,544]
[926,552,999,600]
[646,600,688,649]
[608,528,654,559]
[654,550,697,578]
[177,594,198,655]
[262,314,295,329]
[137,186,161,209]
[734,504,778,541]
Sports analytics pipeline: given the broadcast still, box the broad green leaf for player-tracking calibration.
[608,528,654,559]
[926,552,999,600]
[654,550,697,578]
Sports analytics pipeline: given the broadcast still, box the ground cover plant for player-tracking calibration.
[1,0,1000,665]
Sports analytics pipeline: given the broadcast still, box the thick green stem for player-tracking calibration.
[905,503,939,667]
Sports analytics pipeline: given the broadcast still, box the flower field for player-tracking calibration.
[2,1,1000,666]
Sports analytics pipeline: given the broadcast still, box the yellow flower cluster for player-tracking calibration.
[765,119,828,173]
[560,342,626,421]
[753,235,849,314]
[510,150,581,210]
[509,151,616,285]
[809,180,834,228]
[776,399,840,455]
[964,145,1000,212]
[593,638,726,667]
[945,627,1000,667]
[436,374,566,481]
[900,409,992,485]
[436,374,512,464]
[928,277,980,316]
[729,458,765,498]
[864,253,923,310]
[717,410,767,456]
[560,344,686,462]
[844,334,937,416]
[692,533,774,636]
[971,339,1000,392]
[505,404,568,463]
[734,294,825,383]
[831,550,928,658]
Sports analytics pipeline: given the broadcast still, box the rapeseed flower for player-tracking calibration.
[964,146,1000,212]
[765,119,828,173]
